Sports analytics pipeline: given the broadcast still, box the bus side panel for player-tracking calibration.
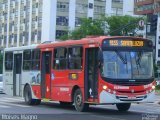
[51,86,72,102]
[4,72,13,96]
[22,71,41,99]
[31,85,41,99]
[50,70,71,102]
[50,70,84,102]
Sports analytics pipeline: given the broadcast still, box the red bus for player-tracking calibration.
[3,36,155,112]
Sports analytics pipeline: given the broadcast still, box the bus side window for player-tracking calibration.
[54,47,67,70]
[68,47,83,70]
[5,52,13,71]
[23,50,32,70]
[32,49,40,70]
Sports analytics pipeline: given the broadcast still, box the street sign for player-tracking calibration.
[138,20,145,27]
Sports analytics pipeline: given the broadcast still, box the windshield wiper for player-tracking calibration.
[115,51,127,64]
[136,52,142,68]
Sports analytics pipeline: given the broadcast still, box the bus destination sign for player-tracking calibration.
[108,40,144,47]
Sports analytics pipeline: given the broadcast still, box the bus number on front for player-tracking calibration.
[109,40,118,46]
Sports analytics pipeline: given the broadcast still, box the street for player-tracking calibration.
[0,94,159,120]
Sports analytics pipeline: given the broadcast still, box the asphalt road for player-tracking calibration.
[0,94,159,120]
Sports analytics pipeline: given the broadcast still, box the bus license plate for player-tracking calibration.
[128,96,136,99]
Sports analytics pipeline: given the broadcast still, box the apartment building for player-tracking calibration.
[134,0,160,15]
[0,0,134,48]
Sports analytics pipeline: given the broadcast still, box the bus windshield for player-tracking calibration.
[101,51,153,79]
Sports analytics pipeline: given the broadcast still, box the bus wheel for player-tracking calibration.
[24,85,41,105]
[74,89,89,112]
[116,103,131,111]
[60,102,73,106]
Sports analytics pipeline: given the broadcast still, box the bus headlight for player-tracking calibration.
[152,85,155,90]
[103,85,107,90]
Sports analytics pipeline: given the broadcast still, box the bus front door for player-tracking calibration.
[41,51,52,99]
[85,48,99,100]
[13,54,22,96]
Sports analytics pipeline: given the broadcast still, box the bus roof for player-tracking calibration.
[4,44,38,52]
[37,36,148,49]
[3,36,148,52]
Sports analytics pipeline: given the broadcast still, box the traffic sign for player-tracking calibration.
[138,20,145,27]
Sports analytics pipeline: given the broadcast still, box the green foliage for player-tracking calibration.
[59,34,69,41]
[156,85,160,90]
[60,15,144,40]
[104,15,142,36]
[60,18,104,40]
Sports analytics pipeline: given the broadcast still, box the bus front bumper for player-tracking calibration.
[99,90,155,104]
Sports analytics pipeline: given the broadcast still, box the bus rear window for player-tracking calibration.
[5,52,13,71]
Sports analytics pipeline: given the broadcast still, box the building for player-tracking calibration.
[134,0,160,64]
[134,0,160,15]
[0,0,134,48]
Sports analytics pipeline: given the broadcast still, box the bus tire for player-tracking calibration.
[74,89,89,112]
[116,103,131,111]
[24,85,41,105]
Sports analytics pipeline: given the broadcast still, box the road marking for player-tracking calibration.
[0,104,11,108]
[1,97,24,101]
[0,99,24,103]
[0,101,30,108]
[0,97,24,102]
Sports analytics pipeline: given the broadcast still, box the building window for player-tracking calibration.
[75,17,81,27]
[38,31,41,41]
[57,2,69,12]
[56,16,69,26]
[158,50,160,57]
[94,5,105,14]
[111,7,123,16]
[112,0,123,3]
[54,48,67,70]
[68,47,83,70]
[89,3,93,9]
[76,4,88,14]
[56,30,67,38]
[5,52,13,71]
[95,0,106,1]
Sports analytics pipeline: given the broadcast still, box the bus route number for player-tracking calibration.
[109,40,144,47]
[109,40,118,46]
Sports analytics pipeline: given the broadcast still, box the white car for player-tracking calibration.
[0,74,3,93]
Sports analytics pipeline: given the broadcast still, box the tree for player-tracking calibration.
[60,18,104,40]
[60,15,143,40]
[104,15,142,36]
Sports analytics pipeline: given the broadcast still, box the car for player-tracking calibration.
[0,74,4,93]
